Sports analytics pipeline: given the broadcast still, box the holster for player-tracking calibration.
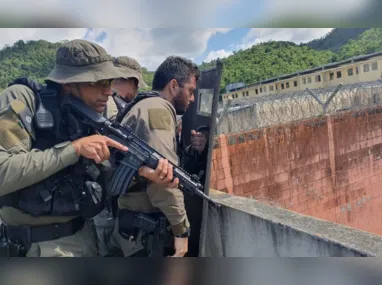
[0,224,25,257]
[118,209,140,241]
[118,209,173,257]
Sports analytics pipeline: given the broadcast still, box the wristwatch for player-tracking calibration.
[175,227,191,238]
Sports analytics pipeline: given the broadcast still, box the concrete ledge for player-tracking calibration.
[203,190,382,257]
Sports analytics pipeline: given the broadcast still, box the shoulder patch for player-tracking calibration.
[148,108,172,131]
[10,99,25,114]
[10,99,35,139]
[0,101,31,150]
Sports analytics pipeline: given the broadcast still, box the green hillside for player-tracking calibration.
[0,39,64,88]
[0,39,155,91]
[200,41,336,93]
[337,28,382,60]
[141,67,154,90]
[305,28,368,52]
[200,28,382,93]
[0,28,380,94]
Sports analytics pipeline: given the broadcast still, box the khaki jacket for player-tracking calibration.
[118,96,190,236]
[0,84,80,226]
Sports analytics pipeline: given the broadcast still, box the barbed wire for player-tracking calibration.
[216,80,382,135]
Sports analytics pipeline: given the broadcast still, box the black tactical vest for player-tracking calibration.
[0,78,104,218]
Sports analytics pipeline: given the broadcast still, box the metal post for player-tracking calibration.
[216,98,232,134]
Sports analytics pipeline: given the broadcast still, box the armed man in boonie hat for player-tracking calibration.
[96,55,154,256]
[113,55,149,90]
[104,56,150,121]
[0,39,177,257]
[46,39,126,85]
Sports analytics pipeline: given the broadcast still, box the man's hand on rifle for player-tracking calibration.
[72,134,128,163]
[171,237,188,257]
[72,135,178,188]
[138,158,180,188]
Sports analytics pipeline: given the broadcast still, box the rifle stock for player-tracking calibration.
[61,94,221,208]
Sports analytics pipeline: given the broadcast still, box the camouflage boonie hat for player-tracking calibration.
[46,39,125,84]
[113,56,148,88]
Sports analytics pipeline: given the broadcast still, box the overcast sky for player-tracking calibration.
[0,0,373,69]
[0,0,372,69]
[0,28,336,70]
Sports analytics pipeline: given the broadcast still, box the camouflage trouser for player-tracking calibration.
[25,222,97,257]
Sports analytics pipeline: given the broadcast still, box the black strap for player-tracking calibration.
[112,93,128,116]
[0,194,18,208]
[8,77,44,93]
[3,217,84,252]
[116,91,161,123]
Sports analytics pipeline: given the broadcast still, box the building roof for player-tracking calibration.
[226,51,382,93]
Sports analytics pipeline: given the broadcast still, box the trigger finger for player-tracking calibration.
[102,143,110,161]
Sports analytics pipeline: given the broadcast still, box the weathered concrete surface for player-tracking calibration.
[202,190,382,257]
[210,107,382,236]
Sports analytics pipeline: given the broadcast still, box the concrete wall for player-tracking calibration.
[210,106,382,236]
[203,190,382,257]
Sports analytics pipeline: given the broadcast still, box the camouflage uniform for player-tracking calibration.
[95,56,149,257]
[0,39,125,257]
[109,96,190,256]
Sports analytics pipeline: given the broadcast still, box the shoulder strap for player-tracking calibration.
[7,77,59,131]
[8,77,44,94]
[112,92,128,115]
[116,91,161,123]
[6,77,74,150]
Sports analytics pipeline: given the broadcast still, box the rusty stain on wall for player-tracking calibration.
[210,107,382,236]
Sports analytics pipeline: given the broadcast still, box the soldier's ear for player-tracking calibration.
[170,79,178,92]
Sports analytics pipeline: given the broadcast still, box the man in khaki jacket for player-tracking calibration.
[110,55,200,257]
[0,39,176,257]
[94,55,150,257]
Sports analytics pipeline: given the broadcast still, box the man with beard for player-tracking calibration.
[0,39,176,257]
[110,55,200,257]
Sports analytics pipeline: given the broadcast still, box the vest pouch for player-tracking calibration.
[79,181,105,219]
[17,184,53,217]
[17,176,83,217]
[50,181,83,216]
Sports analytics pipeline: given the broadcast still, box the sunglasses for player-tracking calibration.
[87,79,114,88]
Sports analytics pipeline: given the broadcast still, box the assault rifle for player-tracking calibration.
[61,94,221,208]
